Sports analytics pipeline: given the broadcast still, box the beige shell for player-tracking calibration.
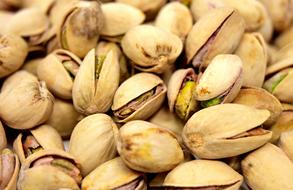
[163,160,243,189]
[0,11,13,34]
[17,149,81,190]
[274,42,293,62]
[256,4,273,42]
[69,114,118,177]
[195,54,243,103]
[13,124,64,164]
[0,121,7,151]
[279,131,293,161]
[233,86,282,127]
[186,8,245,69]
[112,73,167,123]
[46,98,81,138]
[37,49,81,99]
[121,25,183,74]
[100,2,145,37]
[0,34,28,78]
[242,143,293,190]
[235,33,267,87]
[21,58,43,76]
[116,120,184,173]
[2,149,20,190]
[270,110,293,143]
[72,49,120,115]
[275,26,293,48]
[183,104,272,159]
[57,0,104,58]
[154,2,193,40]
[0,71,54,129]
[82,157,146,190]
[267,44,278,66]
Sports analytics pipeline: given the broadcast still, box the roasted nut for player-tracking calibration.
[183,104,272,159]
[21,58,43,76]
[0,121,7,151]
[275,26,293,48]
[279,131,293,161]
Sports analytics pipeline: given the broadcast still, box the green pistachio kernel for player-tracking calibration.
[263,73,287,93]
[95,55,106,79]
[201,97,222,108]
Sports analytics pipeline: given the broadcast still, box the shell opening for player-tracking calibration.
[22,134,43,158]
[226,126,270,140]
[263,72,288,93]
[56,52,80,78]
[164,180,241,190]
[95,55,106,79]
[114,176,144,190]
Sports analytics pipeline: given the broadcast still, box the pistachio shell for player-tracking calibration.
[2,149,20,190]
[82,157,146,190]
[279,131,293,161]
[37,49,81,99]
[235,33,267,87]
[0,11,13,34]
[72,49,120,115]
[0,71,54,129]
[69,114,118,176]
[112,73,166,123]
[242,143,293,190]
[186,8,245,69]
[233,87,282,126]
[275,26,293,48]
[0,121,7,151]
[101,2,145,37]
[121,25,183,74]
[21,58,43,76]
[274,42,293,62]
[163,160,243,189]
[256,5,273,42]
[116,120,184,173]
[270,110,293,143]
[155,2,193,39]
[183,104,272,159]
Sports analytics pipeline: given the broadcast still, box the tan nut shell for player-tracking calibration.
[279,131,293,161]
[37,49,81,99]
[121,25,183,74]
[17,149,80,190]
[233,86,282,127]
[235,33,267,87]
[72,49,120,115]
[183,104,272,159]
[112,73,166,123]
[0,121,7,151]
[82,157,146,190]
[69,114,118,176]
[242,143,293,190]
[0,71,54,129]
[163,160,243,190]
[274,42,293,62]
[101,2,145,37]
[155,2,193,39]
[275,26,293,48]
[13,124,64,164]
[116,120,184,173]
[270,110,293,143]
[186,8,245,67]
[4,150,20,190]
[21,58,43,76]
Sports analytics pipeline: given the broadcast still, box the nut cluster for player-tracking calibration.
[0,0,293,190]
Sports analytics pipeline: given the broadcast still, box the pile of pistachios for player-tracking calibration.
[1,0,293,189]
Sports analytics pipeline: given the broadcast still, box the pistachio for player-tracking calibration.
[72,48,120,115]
[116,120,184,173]
[183,104,272,159]
[274,42,293,62]
[112,73,167,123]
[0,121,7,151]
[242,143,293,190]
[0,11,13,34]
[69,114,118,176]
[279,131,293,161]
[163,160,243,190]
[195,54,243,107]
[82,157,146,190]
[0,71,54,129]
[167,68,198,120]
[275,25,293,48]
[121,25,183,74]
[21,58,43,76]
[186,8,245,69]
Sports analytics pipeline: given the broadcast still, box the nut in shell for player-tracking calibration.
[279,131,293,161]
[0,121,7,151]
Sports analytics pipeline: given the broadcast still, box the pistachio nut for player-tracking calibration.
[256,4,273,42]
[17,149,81,190]
[235,33,267,87]
[69,114,118,176]
[167,68,198,120]
[186,8,245,69]
[0,34,28,78]
[275,25,293,48]
[0,121,7,151]
[163,160,243,190]
[116,0,167,20]
[96,41,130,83]
[121,25,183,74]
[267,44,278,66]
[183,104,272,159]
[82,157,147,190]
[259,0,293,32]
[100,2,145,38]
[0,149,20,190]
[242,143,293,190]
[279,131,293,161]
[57,0,104,58]
[195,54,243,108]
[72,49,120,115]
[0,71,54,129]
[154,2,193,40]
[263,57,293,103]
[233,86,282,126]
[21,58,43,76]
[37,49,81,99]
[13,124,64,164]
[116,120,184,173]
[274,41,293,62]
[0,11,13,34]
[112,73,167,123]
[46,98,81,139]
